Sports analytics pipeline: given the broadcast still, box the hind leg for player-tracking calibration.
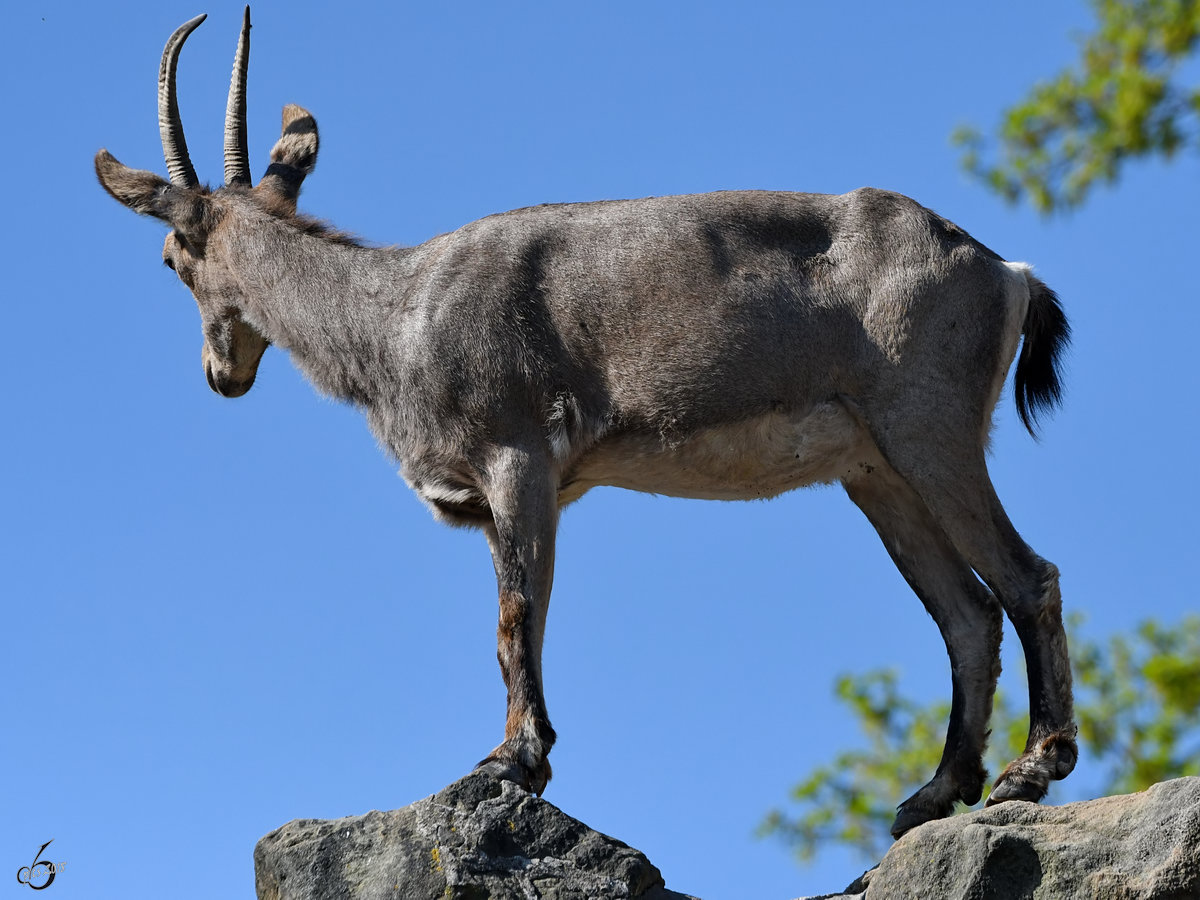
[870,423,1077,808]
[844,463,1004,837]
[983,554,1078,805]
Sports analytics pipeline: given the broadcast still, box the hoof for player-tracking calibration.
[474,753,552,796]
[986,774,1045,806]
[986,729,1077,807]
[890,789,956,839]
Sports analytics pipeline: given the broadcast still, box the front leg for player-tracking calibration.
[474,445,559,795]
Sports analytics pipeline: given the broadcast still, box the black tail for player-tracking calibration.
[1014,272,1070,437]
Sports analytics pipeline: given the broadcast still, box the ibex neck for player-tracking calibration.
[225,214,416,405]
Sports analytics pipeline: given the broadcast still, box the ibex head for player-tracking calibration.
[95,8,318,398]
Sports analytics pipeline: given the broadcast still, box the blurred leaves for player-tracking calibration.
[761,614,1200,863]
[955,0,1200,212]
[1076,616,1200,793]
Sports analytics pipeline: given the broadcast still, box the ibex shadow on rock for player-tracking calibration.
[95,9,1077,838]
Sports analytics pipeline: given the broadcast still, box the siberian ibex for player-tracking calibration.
[96,9,1076,837]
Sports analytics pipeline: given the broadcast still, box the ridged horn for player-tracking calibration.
[224,7,252,186]
[158,13,207,188]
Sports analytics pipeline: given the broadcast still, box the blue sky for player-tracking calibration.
[3,1,1197,898]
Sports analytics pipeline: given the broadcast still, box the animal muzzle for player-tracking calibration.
[204,358,255,398]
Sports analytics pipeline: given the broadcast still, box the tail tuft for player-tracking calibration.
[1014,272,1070,437]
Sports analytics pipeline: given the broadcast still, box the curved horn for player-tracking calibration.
[158,13,207,188]
[224,7,252,186]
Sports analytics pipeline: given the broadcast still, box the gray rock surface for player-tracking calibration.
[814,776,1200,900]
[256,775,1200,899]
[254,771,698,900]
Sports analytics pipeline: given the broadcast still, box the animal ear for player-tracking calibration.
[95,149,209,236]
[256,104,319,212]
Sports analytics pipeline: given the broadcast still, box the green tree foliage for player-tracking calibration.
[760,615,1200,863]
[954,0,1200,212]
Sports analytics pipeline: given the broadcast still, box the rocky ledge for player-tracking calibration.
[815,776,1200,900]
[254,770,697,899]
[255,774,1200,899]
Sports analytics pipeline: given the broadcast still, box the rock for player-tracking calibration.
[254,770,699,900]
[817,776,1200,899]
[256,775,1200,899]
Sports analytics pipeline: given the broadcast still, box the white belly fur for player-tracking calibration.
[562,399,881,502]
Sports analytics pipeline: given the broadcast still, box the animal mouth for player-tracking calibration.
[205,360,254,398]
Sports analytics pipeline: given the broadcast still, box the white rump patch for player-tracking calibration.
[982,260,1038,443]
